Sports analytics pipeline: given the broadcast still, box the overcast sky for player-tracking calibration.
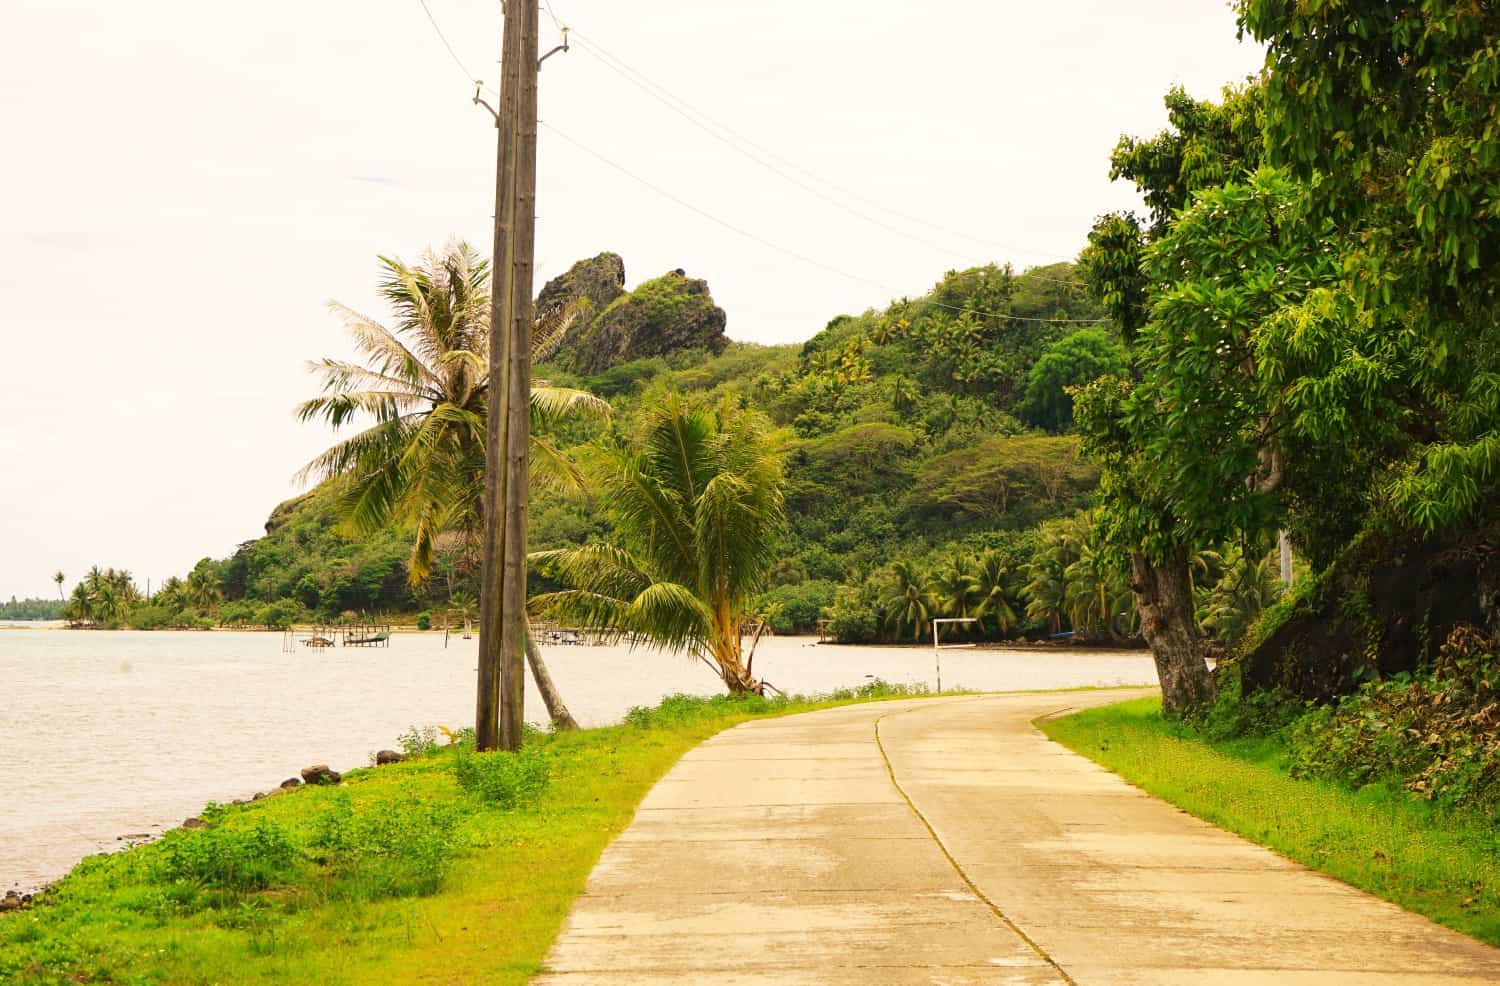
[0,1,1262,599]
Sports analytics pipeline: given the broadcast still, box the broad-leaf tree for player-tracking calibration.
[1076,86,1345,712]
[1238,0,1500,537]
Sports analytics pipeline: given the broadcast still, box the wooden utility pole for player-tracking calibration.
[498,0,540,752]
[476,0,526,752]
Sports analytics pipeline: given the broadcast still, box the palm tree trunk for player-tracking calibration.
[524,623,579,730]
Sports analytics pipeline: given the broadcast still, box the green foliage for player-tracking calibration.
[1018,329,1126,432]
[754,580,835,634]
[914,434,1097,525]
[1239,0,1500,535]
[533,394,787,692]
[453,749,551,809]
[415,610,432,630]
[1287,628,1500,813]
[310,793,464,898]
[0,596,64,620]
[1199,546,1284,645]
[825,580,883,644]
[396,724,442,758]
[156,817,297,893]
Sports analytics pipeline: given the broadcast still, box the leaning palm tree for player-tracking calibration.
[531,395,786,694]
[52,571,65,603]
[298,241,607,728]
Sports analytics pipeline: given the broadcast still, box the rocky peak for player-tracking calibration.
[534,254,728,374]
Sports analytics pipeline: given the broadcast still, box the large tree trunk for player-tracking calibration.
[1130,550,1215,715]
[523,623,579,731]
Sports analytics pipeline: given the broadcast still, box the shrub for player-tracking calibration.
[416,611,432,630]
[156,818,297,894]
[623,692,778,729]
[453,748,551,808]
[309,794,464,899]
[826,582,882,644]
[396,725,441,758]
[1285,626,1500,812]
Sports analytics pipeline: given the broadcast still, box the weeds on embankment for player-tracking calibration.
[1042,697,1500,947]
[0,681,928,985]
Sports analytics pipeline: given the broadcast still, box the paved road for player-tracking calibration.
[535,692,1500,984]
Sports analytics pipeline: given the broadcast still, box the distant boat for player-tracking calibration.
[345,631,390,646]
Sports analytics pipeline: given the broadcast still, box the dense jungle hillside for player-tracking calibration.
[85,255,1150,642]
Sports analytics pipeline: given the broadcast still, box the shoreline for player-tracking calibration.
[0,622,1149,650]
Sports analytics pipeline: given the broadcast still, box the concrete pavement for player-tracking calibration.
[534,692,1500,984]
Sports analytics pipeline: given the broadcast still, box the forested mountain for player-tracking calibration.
[87,258,1140,640]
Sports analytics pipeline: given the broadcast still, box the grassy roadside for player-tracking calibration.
[1041,697,1500,946]
[1,684,926,985]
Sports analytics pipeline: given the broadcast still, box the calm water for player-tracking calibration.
[0,628,1157,891]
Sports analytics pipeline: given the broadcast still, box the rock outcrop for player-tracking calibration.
[300,764,341,786]
[1235,525,1500,702]
[535,255,729,374]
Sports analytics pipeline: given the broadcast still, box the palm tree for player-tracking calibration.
[185,567,222,613]
[1202,548,1282,644]
[532,395,786,694]
[298,241,607,580]
[154,577,188,612]
[931,553,983,626]
[299,242,608,728]
[1024,514,1087,634]
[52,571,64,603]
[881,561,935,642]
[974,550,1017,638]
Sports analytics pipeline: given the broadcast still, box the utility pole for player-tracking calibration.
[476,0,526,752]
[498,0,540,752]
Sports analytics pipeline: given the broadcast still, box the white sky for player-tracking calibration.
[0,1,1263,599]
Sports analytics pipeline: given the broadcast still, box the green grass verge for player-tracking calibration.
[1041,697,1500,946]
[1,684,927,985]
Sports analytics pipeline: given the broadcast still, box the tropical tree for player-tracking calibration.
[881,561,935,642]
[1018,328,1126,432]
[1238,0,1500,539]
[1062,536,1135,641]
[532,395,787,694]
[974,550,1018,638]
[185,564,222,613]
[153,577,187,612]
[1200,548,1283,645]
[1024,513,1089,635]
[298,242,606,580]
[299,242,607,727]
[52,571,64,603]
[1074,85,1343,712]
[930,553,983,631]
[66,567,140,626]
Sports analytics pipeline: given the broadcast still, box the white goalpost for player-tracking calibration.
[931,617,978,694]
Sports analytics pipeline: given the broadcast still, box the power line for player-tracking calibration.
[418,0,488,90]
[413,3,1101,325]
[567,28,1087,286]
[540,121,1103,325]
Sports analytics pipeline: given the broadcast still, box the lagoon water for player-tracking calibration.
[0,627,1157,891]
